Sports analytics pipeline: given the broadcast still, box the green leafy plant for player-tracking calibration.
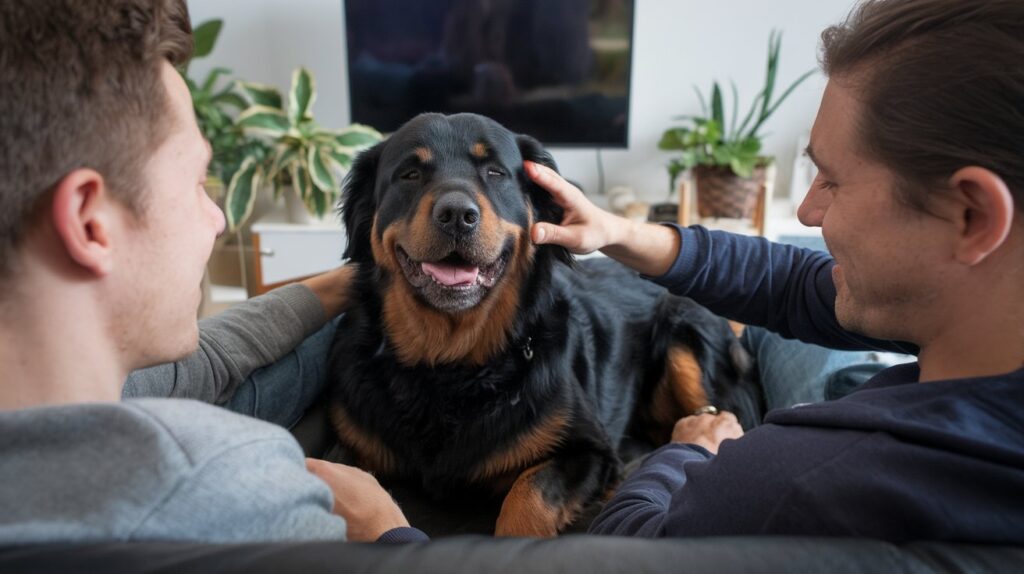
[658,30,815,193]
[182,19,261,195]
[224,67,382,231]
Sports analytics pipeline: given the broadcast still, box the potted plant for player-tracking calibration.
[658,30,815,222]
[225,67,382,231]
[183,18,280,295]
[183,19,264,201]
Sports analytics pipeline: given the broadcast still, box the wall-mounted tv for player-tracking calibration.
[344,0,635,148]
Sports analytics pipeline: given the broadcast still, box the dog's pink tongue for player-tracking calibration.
[421,261,479,286]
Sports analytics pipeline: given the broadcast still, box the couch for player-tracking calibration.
[4,403,1021,573]
[3,536,1022,573]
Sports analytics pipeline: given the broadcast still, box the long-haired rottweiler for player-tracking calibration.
[327,113,761,537]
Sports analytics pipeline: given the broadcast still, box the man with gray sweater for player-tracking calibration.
[0,0,423,544]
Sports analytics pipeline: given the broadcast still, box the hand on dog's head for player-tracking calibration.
[512,134,574,268]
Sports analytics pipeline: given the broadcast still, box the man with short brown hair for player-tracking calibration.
[529,0,1024,542]
[0,0,422,544]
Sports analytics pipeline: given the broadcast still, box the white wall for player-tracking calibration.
[187,0,854,203]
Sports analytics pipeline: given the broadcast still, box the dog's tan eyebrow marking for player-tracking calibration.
[471,142,489,159]
[414,146,433,163]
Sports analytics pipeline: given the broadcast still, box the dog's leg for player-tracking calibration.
[643,345,709,445]
[494,461,571,537]
[494,440,619,537]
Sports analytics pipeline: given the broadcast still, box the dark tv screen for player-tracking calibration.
[344,0,635,147]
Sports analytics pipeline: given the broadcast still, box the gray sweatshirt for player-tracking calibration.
[0,285,348,543]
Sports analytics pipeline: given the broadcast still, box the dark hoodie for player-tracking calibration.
[590,226,1024,543]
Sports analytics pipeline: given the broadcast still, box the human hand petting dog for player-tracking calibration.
[671,411,744,454]
[525,161,681,277]
[525,160,623,255]
[305,458,410,542]
[300,263,360,318]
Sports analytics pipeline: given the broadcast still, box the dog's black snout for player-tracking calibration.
[432,192,480,236]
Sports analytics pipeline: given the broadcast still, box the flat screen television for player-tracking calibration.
[343,0,635,147]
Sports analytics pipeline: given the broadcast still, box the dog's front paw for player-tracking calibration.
[493,463,581,538]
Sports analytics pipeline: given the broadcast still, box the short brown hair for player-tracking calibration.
[820,0,1024,213]
[0,0,193,273]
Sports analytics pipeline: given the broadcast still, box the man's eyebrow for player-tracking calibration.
[804,144,832,176]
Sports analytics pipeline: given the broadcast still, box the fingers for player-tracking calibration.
[525,161,585,208]
[669,409,744,450]
[673,412,712,430]
[532,221,578,247]
[306,458,373,481]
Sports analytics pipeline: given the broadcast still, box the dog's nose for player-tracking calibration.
[432,191,480,236]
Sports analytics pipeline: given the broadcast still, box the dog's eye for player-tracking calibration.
[400,169,421,181]
[487,167,505,178]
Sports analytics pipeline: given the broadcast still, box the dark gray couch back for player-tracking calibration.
[3,536,1022,573]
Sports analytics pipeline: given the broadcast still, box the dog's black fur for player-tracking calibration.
[327,113,761,536]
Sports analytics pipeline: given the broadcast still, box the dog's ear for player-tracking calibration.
[339,141,385,263]
[516,134,574,267]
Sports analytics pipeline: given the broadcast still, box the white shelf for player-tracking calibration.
[251,213,344,234]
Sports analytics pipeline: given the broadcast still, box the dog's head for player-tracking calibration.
[341,113,571,314]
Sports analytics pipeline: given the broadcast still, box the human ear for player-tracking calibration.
[948,166,1015,266]
[50,169,116,276]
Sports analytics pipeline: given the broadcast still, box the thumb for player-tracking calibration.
[533,222,569,246]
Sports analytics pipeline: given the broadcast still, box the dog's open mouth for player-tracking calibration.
[396,244,511,312]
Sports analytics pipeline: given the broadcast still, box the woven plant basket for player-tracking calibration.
[693,165,768,219]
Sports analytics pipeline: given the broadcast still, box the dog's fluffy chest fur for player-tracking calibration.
[329,280,566,471]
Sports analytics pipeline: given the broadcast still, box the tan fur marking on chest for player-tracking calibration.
[328,404,397,475]
[470,409,570,482]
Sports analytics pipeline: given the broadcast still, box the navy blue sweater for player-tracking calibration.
[589,226,1024,543]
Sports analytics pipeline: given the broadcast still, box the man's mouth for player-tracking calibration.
[396,245,510,311]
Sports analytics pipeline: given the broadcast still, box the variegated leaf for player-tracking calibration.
[304,188,330,219]
[237,106,290,138]
[335,124,382,148]
[289,67,316,125]
[224,157,261,231]
[321,150,348,177]
[238,81,283,110]
[291,163,312,200]
[327,149,353,170]
[307,146,337,193]
[267,143,300,184]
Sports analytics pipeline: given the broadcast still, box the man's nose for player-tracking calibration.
[797,181,830,227]
[208,196,227,237]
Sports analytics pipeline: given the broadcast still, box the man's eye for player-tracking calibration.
[487,167,505,177]
[401,169,421,181]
